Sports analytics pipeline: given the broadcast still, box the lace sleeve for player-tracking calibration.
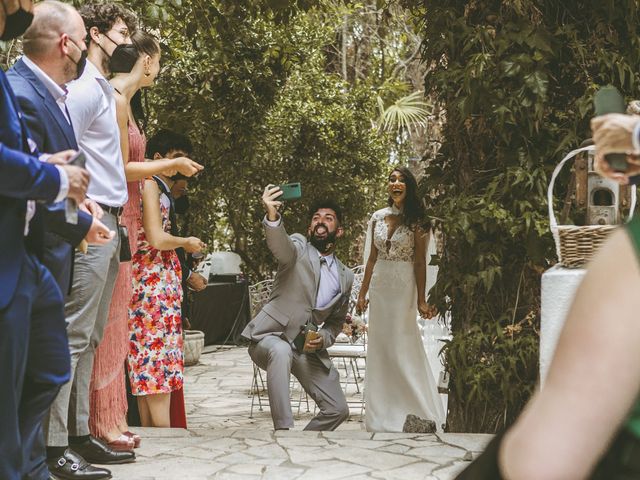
[363,209,387,265]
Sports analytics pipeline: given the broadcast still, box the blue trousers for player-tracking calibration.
[0,254,70,480]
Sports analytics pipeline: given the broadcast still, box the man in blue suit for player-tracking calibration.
[6,3,116,479]
[7,1,113,297]
[0,69,87,480]
[0,1,107,479]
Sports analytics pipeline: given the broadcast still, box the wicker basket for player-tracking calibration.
[548,145,636,268]
[183,330,205,366]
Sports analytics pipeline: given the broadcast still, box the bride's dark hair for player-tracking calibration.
[387,165,424,228]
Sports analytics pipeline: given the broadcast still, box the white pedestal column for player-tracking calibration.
[540,265,586,385]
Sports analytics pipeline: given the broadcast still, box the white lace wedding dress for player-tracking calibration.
[364,207,445,432]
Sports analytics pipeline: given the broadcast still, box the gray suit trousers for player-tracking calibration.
[44,211,121,446]
[249,336,349,431]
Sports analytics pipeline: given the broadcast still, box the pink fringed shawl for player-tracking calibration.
[89,121,145,437]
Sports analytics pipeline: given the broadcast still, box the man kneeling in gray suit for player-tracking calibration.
[242,185,354,430]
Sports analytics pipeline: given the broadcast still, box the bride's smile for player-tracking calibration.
[388,172,407,204]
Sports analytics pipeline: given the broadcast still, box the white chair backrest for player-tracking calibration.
[349,265,366,318]
[248,278,274,318]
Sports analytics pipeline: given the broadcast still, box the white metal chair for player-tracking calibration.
[248,279,273,418]
[247,278,310,418]
[249,266,369,419]
[327,265,367,417]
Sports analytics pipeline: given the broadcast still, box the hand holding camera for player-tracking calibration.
[591,86,640,183]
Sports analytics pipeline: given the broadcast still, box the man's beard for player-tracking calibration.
[309,223,337,254]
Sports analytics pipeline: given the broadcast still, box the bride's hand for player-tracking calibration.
[418,301,437,319]
[356,295,368,314]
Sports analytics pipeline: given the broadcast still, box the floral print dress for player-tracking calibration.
[127,188,184,396]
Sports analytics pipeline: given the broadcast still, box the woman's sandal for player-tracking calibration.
[123,431,142,448]
[106,434,135,451]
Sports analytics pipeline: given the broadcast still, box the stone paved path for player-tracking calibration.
[109,346,491,479]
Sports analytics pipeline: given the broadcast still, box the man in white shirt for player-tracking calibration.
[42,2,139,475]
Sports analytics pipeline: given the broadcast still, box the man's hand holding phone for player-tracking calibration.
[262,185,283,222]
[58,151,89,223]
[47,149,90,208]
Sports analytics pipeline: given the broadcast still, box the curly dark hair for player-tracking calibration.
[308,199,344,225]
[79,2,137,40]
[387,165,424,228]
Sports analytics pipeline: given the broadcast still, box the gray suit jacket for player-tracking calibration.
[242,218,354,369]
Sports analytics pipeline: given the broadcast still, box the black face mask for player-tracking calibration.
[309,223,338,254]
[67,38,87,79]
[1,5,34,41]
[174,195,190,215]
[109,44,138,73]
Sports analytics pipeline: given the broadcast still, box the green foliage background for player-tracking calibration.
[0,0,429,284]
[8,0,639,433]
[118,1,391,276]
[403,0,640,432]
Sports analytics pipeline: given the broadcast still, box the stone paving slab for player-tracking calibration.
[108,346,489,479]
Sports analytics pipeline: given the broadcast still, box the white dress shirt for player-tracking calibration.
[21,55,71,123]
[264,215,341,308]
[66,59,127,207]
[19,56,71,234]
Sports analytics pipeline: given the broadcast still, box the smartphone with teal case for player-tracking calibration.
[278,182,302,201]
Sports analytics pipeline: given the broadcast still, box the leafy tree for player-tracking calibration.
[404,0,640,432]
[112,0,395,276]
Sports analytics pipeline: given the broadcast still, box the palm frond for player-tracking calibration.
[377,90,432,136]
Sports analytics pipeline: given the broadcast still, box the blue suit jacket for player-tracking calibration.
[7,59,92,293]
[0,69,61,309]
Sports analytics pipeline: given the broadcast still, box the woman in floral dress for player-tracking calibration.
[127,170,205,427]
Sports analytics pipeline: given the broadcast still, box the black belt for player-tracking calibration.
[97,203,123,217]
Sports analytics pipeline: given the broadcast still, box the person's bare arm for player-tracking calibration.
[114,94,130,166]
[500,229,640,479]
[114,95,204,182]
[142,179,205,253]
[413,226,436,318]
[356,221,378,314]
[125,156,203,182]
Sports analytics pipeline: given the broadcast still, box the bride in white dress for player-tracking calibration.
[357,166,445,432]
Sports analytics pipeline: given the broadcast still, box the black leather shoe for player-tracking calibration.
[70,436,135,465]
[47,449,112,479]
